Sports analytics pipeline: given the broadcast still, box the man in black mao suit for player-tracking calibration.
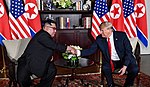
[76,21,138,87]
[17,19,75,87]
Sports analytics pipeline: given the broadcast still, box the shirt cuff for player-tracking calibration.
[76,49,81,57]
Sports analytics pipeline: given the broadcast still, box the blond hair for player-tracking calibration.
[99,21,113,30]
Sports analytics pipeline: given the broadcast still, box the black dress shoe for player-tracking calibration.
[123,84,134,87]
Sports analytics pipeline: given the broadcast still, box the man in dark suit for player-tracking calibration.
[17,19,75,87]
[76,21,139,87]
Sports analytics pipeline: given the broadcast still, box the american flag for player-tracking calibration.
[0,0,11,45]
[9,0,31,39]
[91,0,110,39]
[134,0,148,47]
[123,0,137,38]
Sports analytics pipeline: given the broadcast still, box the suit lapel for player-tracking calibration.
[113,32,119,54]
[97,36,111,60]
[104,39,108,51]
[101,38,110,59]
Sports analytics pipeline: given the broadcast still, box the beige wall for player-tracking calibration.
[140,0,150,54]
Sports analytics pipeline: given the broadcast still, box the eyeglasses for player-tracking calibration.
[45,26,56,30]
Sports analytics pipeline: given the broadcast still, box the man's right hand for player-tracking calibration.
[67,46,76,54]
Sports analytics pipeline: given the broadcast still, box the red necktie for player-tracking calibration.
[108,38,115,72]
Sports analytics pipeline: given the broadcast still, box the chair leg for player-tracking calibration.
[100,72,105,85]
[8,80,12,87]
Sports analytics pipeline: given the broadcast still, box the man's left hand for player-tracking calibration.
[118,65,127,76]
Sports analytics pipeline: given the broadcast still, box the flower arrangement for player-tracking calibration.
[62,45,82,60]
[62,45,82,66]
[52,0,72,9]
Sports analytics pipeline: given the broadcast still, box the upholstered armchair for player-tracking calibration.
[2,38,31,87]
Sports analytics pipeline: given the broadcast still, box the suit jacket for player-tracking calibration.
[18,30,67,77]
[81,31,136,67]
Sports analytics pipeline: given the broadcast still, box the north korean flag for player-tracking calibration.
[134,0,148,47]
[0,0,11,45]
[25,0,41,37]
[110,0,124,31]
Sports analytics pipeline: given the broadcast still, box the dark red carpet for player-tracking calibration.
[52,72,150,87]
[0,72,150,87]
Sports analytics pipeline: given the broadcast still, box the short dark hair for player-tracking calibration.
[42,19,56,26]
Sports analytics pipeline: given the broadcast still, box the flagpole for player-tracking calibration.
[0,46,7,78]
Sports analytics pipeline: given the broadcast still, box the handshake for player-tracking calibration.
[66,45,82,56]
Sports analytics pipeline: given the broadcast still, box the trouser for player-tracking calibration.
[102,61,139,86]
[17,59,57,87]
[17,58,32,87]
[36,62,57,87]
[8,61,17,87]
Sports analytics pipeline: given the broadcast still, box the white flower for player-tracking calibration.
[70,45,82,50]
[68,54,74,59]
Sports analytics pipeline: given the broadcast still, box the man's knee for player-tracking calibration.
[127,66,139,76]
[50,67,57,76]
[132,66,139,75]
[48,63,57,76]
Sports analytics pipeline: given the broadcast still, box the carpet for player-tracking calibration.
[0,72,150,87]
[52,72,150,87]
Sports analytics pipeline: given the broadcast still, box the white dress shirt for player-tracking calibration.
[77,32,120,61]
[108,33,120,61]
